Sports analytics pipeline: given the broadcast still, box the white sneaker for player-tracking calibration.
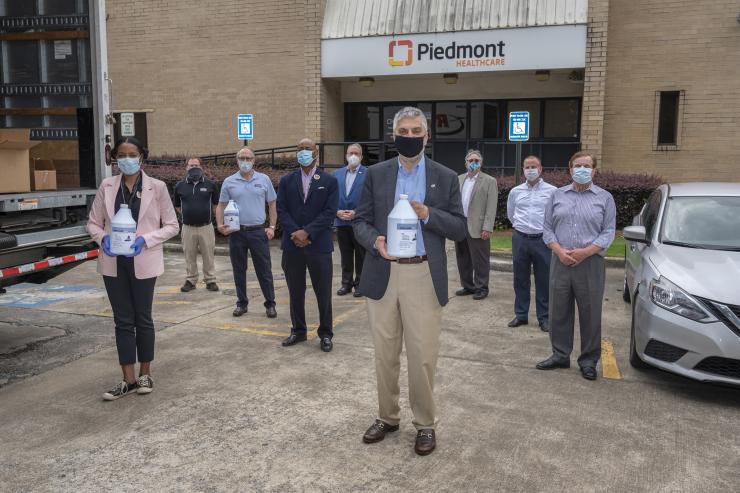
[102,380,138,401]
[137,374,154,394]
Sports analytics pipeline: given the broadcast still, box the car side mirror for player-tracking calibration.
[623,225,649,244]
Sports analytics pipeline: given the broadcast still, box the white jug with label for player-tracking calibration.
[110,204,137,256]
[224,200,240,232]
[387,194,419,258]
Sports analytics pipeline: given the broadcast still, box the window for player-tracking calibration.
[642,190,663,240]
[544,99,579,139]
[435,102,467,140]
[470,101,501,139]
[655,91,682,149]
[345,104,380,141]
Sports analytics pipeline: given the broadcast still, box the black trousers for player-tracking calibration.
[455,232,490,293]
[228,229,276,308]
[512,231,551,323]
[103,256,157,366]
[336,225,365,289]
[281,249,333,340]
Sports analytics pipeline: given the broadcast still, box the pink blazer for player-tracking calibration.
[86,171,180,279]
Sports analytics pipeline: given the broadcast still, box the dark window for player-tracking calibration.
[6,41,40,84]
[5,1,36,16]
[41,0,80,15]
[657,91,680,145]
[435,102,467,140]
[470,101,501,139]
[544,99,579,139]
[345,104,380,141]
[642,190,663,239]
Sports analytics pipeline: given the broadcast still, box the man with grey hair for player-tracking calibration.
[354,106,467,456]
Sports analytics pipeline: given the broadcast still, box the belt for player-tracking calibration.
[393,255,428,264]
[240,225,264,232]
[183,222,211,227]
[515,229,543,239]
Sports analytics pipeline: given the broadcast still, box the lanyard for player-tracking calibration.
[120,175,141,208]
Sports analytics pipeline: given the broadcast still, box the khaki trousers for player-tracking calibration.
[366,262,442,430]
[181,224,216,283]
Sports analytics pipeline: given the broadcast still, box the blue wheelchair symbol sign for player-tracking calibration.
[508,111,529,142]
[237,114,253,140]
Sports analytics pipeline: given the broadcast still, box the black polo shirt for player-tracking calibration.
[115,174,143,222]
[173,177,219,226]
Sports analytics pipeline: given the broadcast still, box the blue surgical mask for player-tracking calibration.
[524,168,540,182]
[238,159,253,173]
[297,150,314,167]
[117,157,141,176]
[467,160,481,172]
[572,166,593,185]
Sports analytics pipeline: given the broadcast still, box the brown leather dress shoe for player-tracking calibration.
[362,419,399,443]
[414,429,436,456]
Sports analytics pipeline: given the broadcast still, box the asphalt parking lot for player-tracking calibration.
[1,245,739,492]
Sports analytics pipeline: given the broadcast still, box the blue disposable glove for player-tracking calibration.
[101,235,115,257]
[126,236,146,257]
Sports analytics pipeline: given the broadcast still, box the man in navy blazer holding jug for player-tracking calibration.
[333,143,367,297]
[277,138,339,352]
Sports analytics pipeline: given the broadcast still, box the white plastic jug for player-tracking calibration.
[224,200,240,232]
[386,194,419,258]
[110,204,137,256]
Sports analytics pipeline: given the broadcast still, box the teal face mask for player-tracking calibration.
[466,160,481,172]
[572,166,593,184]
[117,157,141,176]
[297,150,314,167]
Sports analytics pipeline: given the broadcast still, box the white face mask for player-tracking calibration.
[523,168,540,182]
[347,155,361,168]
[238,159,253,172]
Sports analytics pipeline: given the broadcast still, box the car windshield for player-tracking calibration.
[661,196,740,250]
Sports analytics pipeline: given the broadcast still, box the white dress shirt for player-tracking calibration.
[345,166,359,195]
[506,178,557,234]
[461,172,478,218]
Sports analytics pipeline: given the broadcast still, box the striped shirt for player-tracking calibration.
[506,179,557,234]
[543,183,616,256]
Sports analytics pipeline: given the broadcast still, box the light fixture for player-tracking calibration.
[535,70,550,82]
[568,69,584,83]
[443,73,458,85]
[359,77,374,87]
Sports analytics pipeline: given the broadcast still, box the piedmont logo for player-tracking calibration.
[387,38,506,68]
[388,40,413,67]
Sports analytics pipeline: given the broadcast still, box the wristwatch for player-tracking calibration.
[268,225,276,229]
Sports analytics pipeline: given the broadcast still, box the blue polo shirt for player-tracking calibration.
[219,171,277,226]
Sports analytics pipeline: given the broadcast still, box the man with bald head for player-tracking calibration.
[277,138,339,352]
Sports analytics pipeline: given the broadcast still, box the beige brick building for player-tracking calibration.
[104,0,740,181]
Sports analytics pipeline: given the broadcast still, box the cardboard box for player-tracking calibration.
[0,129,39,194]
[31,159,57,191]
[52,159,80,188]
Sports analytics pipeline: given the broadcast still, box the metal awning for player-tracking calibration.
[322,0,588,39]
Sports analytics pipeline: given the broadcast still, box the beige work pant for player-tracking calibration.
[181,224,216,283]
[366,262,443,430]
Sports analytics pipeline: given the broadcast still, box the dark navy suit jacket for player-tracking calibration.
[277,168,339,254]
[333,165,367,227]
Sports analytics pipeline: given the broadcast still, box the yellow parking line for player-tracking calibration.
[601,338,622,380]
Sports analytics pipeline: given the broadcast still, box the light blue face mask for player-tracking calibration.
[524,168,540,182]
[238,159,253,172]
[117,157,141,176]
[297,150,314,167]
[467,160,481,172]
[572,166,593,185]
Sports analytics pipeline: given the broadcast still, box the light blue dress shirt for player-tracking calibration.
[219,171,277,226]
[506,179,557,234]
[394,156,427,256]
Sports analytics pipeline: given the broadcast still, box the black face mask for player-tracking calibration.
[186,168,203,183]
[394,135,425,159]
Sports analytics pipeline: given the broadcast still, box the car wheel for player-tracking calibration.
[622,273,631,303]
[629,295,649,369]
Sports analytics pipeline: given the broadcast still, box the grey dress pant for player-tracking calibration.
[548,253,605,368]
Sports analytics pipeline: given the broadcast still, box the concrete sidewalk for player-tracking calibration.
[0,249,738,492]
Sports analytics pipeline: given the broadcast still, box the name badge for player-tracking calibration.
[200,188,208,192]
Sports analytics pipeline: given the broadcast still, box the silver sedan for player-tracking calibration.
[623,182,740,385]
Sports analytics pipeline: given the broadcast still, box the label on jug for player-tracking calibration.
[111,226,136,255]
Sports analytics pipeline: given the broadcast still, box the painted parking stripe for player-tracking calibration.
[601,338,622,380]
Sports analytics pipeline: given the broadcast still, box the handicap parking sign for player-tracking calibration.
[508,111,529,142]
[237,114,253,140]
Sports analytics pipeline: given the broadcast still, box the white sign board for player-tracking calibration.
[509,111,530,141]
[120,112,135,137]
[322,25,586,78]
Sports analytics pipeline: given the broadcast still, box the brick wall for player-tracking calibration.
[580,0,609,164]
[602,0,740,181]
[106,0,324,156]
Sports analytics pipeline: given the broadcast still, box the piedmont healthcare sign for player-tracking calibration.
[321,25,586,78]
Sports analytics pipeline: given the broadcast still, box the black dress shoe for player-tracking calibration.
[320,337,333,352]
[473,290,488,300]
[232,305,248,317]
[455,288,474,296]
[336,286,352,296]
[206,282,219,292]
[414,429,436,456]
[353,289,363,298]
[266,305,277,318]
[536,355,571,370]
[581,366,597,380]
[180,280,196,292]
[539,320,549,332]
[362,419,399,443]
[281,333,307,346]
[507,317,528,327]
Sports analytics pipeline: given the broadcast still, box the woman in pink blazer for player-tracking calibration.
[86,137,179,401]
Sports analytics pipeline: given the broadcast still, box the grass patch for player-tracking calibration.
[490,230,625,258]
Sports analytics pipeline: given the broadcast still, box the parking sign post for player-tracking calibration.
[508,111,530,185]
